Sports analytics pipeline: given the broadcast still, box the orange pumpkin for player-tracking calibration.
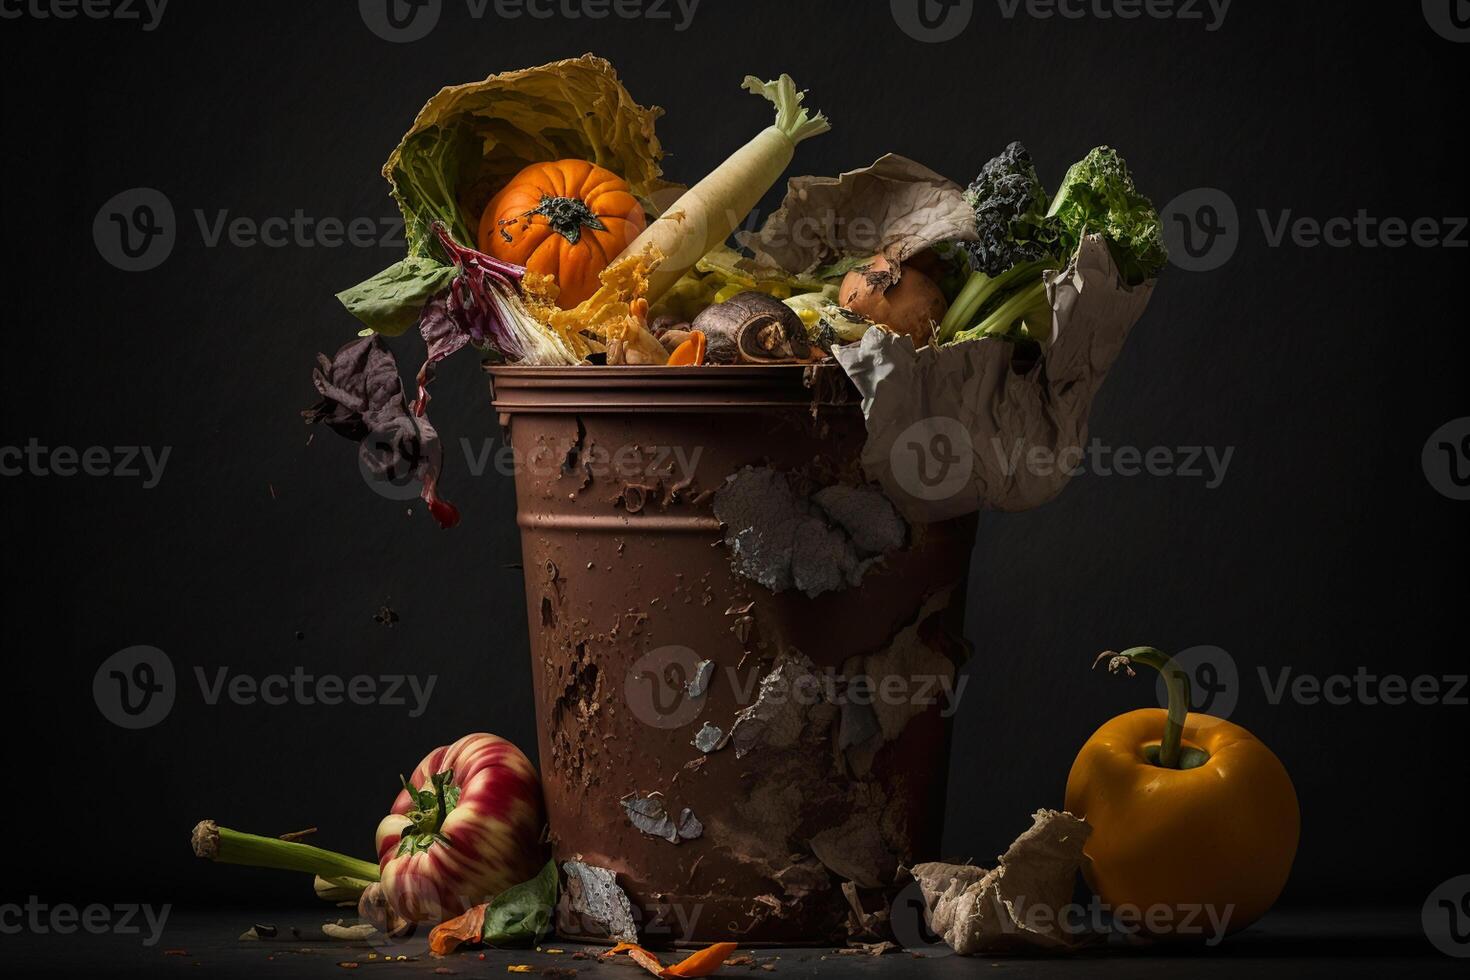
[478,159,646,309]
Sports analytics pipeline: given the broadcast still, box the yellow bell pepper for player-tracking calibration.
[1065,647,1299,940]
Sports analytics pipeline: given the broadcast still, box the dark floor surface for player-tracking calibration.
[3,906,1462,977]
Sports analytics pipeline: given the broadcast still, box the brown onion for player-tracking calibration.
[838,255,948,346]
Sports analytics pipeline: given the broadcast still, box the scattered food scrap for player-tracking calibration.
[604,941,740,978]
[908,809,1091,954]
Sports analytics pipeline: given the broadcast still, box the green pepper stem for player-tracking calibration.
[191,820,380,882]
[1095,646,1192,769]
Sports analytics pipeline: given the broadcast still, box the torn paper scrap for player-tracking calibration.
[833,235,1155,523]
[908,809,1091,955]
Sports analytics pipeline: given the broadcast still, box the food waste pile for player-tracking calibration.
[198,52,1294,972]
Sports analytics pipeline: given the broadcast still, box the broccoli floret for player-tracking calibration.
[960,141,1057,277]
[938,143,1167,346]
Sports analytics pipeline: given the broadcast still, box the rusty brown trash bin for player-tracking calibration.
[489,364,976,946]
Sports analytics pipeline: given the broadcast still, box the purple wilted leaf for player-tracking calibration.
[304,335,459,528]
[412,291,471,419]
[431,222,581,366]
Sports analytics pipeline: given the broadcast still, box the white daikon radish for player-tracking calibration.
[623,74,830,303]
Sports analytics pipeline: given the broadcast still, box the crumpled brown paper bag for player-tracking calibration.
[833,236,1155,523]
[738,153,977,273]
[909,809,1091,955]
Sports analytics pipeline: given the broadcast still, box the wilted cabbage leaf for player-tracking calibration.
[384,53,673,257]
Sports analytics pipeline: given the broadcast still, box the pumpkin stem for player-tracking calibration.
[509,196,608,246]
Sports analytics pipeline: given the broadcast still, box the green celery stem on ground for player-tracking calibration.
[191,820,380,883]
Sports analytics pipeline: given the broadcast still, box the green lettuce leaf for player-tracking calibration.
[481,859,557,946]
[1047,146,1167,285]
[334,256,456,337]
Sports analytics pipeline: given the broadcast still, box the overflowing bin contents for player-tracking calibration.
[198,53,1302,965]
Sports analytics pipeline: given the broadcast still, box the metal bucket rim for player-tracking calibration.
[487,362,860,414]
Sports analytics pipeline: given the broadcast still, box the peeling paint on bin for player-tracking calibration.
[490,364,976,945]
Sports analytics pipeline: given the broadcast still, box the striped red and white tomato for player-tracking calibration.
[374,733,547,923]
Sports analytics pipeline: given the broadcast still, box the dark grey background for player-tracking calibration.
[2,0,1466,924]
